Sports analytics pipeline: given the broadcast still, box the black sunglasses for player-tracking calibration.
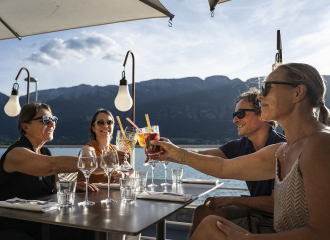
[233,109,256,120]
[32,116,58,125]
[95,119,113,127]
[262,81,297,97]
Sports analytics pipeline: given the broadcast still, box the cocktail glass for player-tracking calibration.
[100,149,119,203]
[77,149,98,206]
[116,128,137,172]
[142,125,160,188]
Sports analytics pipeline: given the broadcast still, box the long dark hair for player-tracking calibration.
[89,109,115,141]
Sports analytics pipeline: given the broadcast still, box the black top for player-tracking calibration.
[0,135,55,201]
[220,128,286,197]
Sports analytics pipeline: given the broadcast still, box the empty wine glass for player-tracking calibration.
[100,149,119,203]
[160,160,171,186]
[77,149,98,206]
[142,125,160,188]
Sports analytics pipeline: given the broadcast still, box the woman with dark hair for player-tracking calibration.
[0,102,93,240]
[76,108,134,186]
[150,63,330,239]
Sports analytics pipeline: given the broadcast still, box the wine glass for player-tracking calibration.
[160,160,171,186]
[142,125,160,188]
[77,149,98,206]
[116,128,137,172]
[100,149,119,203]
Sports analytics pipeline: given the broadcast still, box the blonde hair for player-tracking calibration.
[277,63,330,126]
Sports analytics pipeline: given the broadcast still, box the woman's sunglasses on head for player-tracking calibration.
[32,116,58,125]
[233,109,256,120]
[95,119,114,127]
[262,81,297,97]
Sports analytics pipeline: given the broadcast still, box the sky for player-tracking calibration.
[0,0,330,97]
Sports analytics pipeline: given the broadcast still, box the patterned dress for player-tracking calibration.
[274,145,310,232]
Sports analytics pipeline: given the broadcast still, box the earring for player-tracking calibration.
[294,99,297,102]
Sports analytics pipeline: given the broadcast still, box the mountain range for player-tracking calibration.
[1,75,329,145]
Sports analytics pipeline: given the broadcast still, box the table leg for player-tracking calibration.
[94,231,108,240]
[156,220,166,240]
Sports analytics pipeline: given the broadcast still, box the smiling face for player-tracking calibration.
[92,112,114,141]
[258,67,297,122]
[233,98,263,138]
[23,108,55,142]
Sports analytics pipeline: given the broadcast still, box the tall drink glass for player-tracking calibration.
[100,149,119,203]
[142,125,160,187]
[116,128,137,172]
[77,149,98,206]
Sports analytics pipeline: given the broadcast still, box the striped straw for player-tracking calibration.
[116,116,126,140]
[145,114,151,133]
[126,118,143,133]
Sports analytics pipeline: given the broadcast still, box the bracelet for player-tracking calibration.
[180,150,188,165]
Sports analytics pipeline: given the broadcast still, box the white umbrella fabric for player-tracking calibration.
[0,0,174,40]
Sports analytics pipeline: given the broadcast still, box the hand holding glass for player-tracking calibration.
[116,128,137,171]
[142,125,160,187]
[77,149,98,206]
[100,149,119,203]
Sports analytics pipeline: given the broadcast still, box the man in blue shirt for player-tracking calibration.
[189,87,286,236]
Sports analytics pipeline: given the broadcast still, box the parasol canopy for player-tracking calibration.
[0,0,174,40]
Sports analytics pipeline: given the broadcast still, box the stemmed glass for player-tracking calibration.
[77,149,98,206]
[116,127,137,172]
[161,160,171,186]
[142,125,160,188]
[100,149,119,203]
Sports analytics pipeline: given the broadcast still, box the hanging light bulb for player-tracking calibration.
[114,71,133,112]
[4,83,21,117]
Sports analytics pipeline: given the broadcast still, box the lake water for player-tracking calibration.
[0,146,248,205]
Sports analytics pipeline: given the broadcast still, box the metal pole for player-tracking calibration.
[16,67,30,104]
[123,51,136,167]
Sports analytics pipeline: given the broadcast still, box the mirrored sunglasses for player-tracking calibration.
[95,119,113,127]
[32,115,58,125]
[233,109,256,120]
[262,81,297,97]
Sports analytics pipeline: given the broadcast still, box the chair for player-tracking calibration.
[240,195,275,234]
[246,209,274,233]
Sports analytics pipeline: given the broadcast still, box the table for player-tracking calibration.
[0,179,221,240]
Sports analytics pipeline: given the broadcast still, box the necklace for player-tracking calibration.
[283,119,316,157]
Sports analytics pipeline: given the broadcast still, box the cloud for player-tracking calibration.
[24,32,123,66]
[24,52,58,66]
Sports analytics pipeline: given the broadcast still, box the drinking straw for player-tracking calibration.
[116,116,126,140]
[126,118,143,133]
[145,114,151,133]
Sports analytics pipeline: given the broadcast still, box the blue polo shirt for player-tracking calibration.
[220,128,286,197]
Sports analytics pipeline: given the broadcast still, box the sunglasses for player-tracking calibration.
[95,119,114,127]
[233,109,256,120]
[262,81,297,97]
[32,116,58,125]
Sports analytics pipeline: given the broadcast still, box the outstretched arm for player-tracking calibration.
[151,138,278,181]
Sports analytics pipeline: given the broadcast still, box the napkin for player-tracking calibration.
[93,183,120,189]
[0,198,59,212]
[182,178,219,184]
[136,191,192,202]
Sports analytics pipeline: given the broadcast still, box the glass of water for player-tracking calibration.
[120,178,136,202]
[171,169,183,184]
[56,181,76,207]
